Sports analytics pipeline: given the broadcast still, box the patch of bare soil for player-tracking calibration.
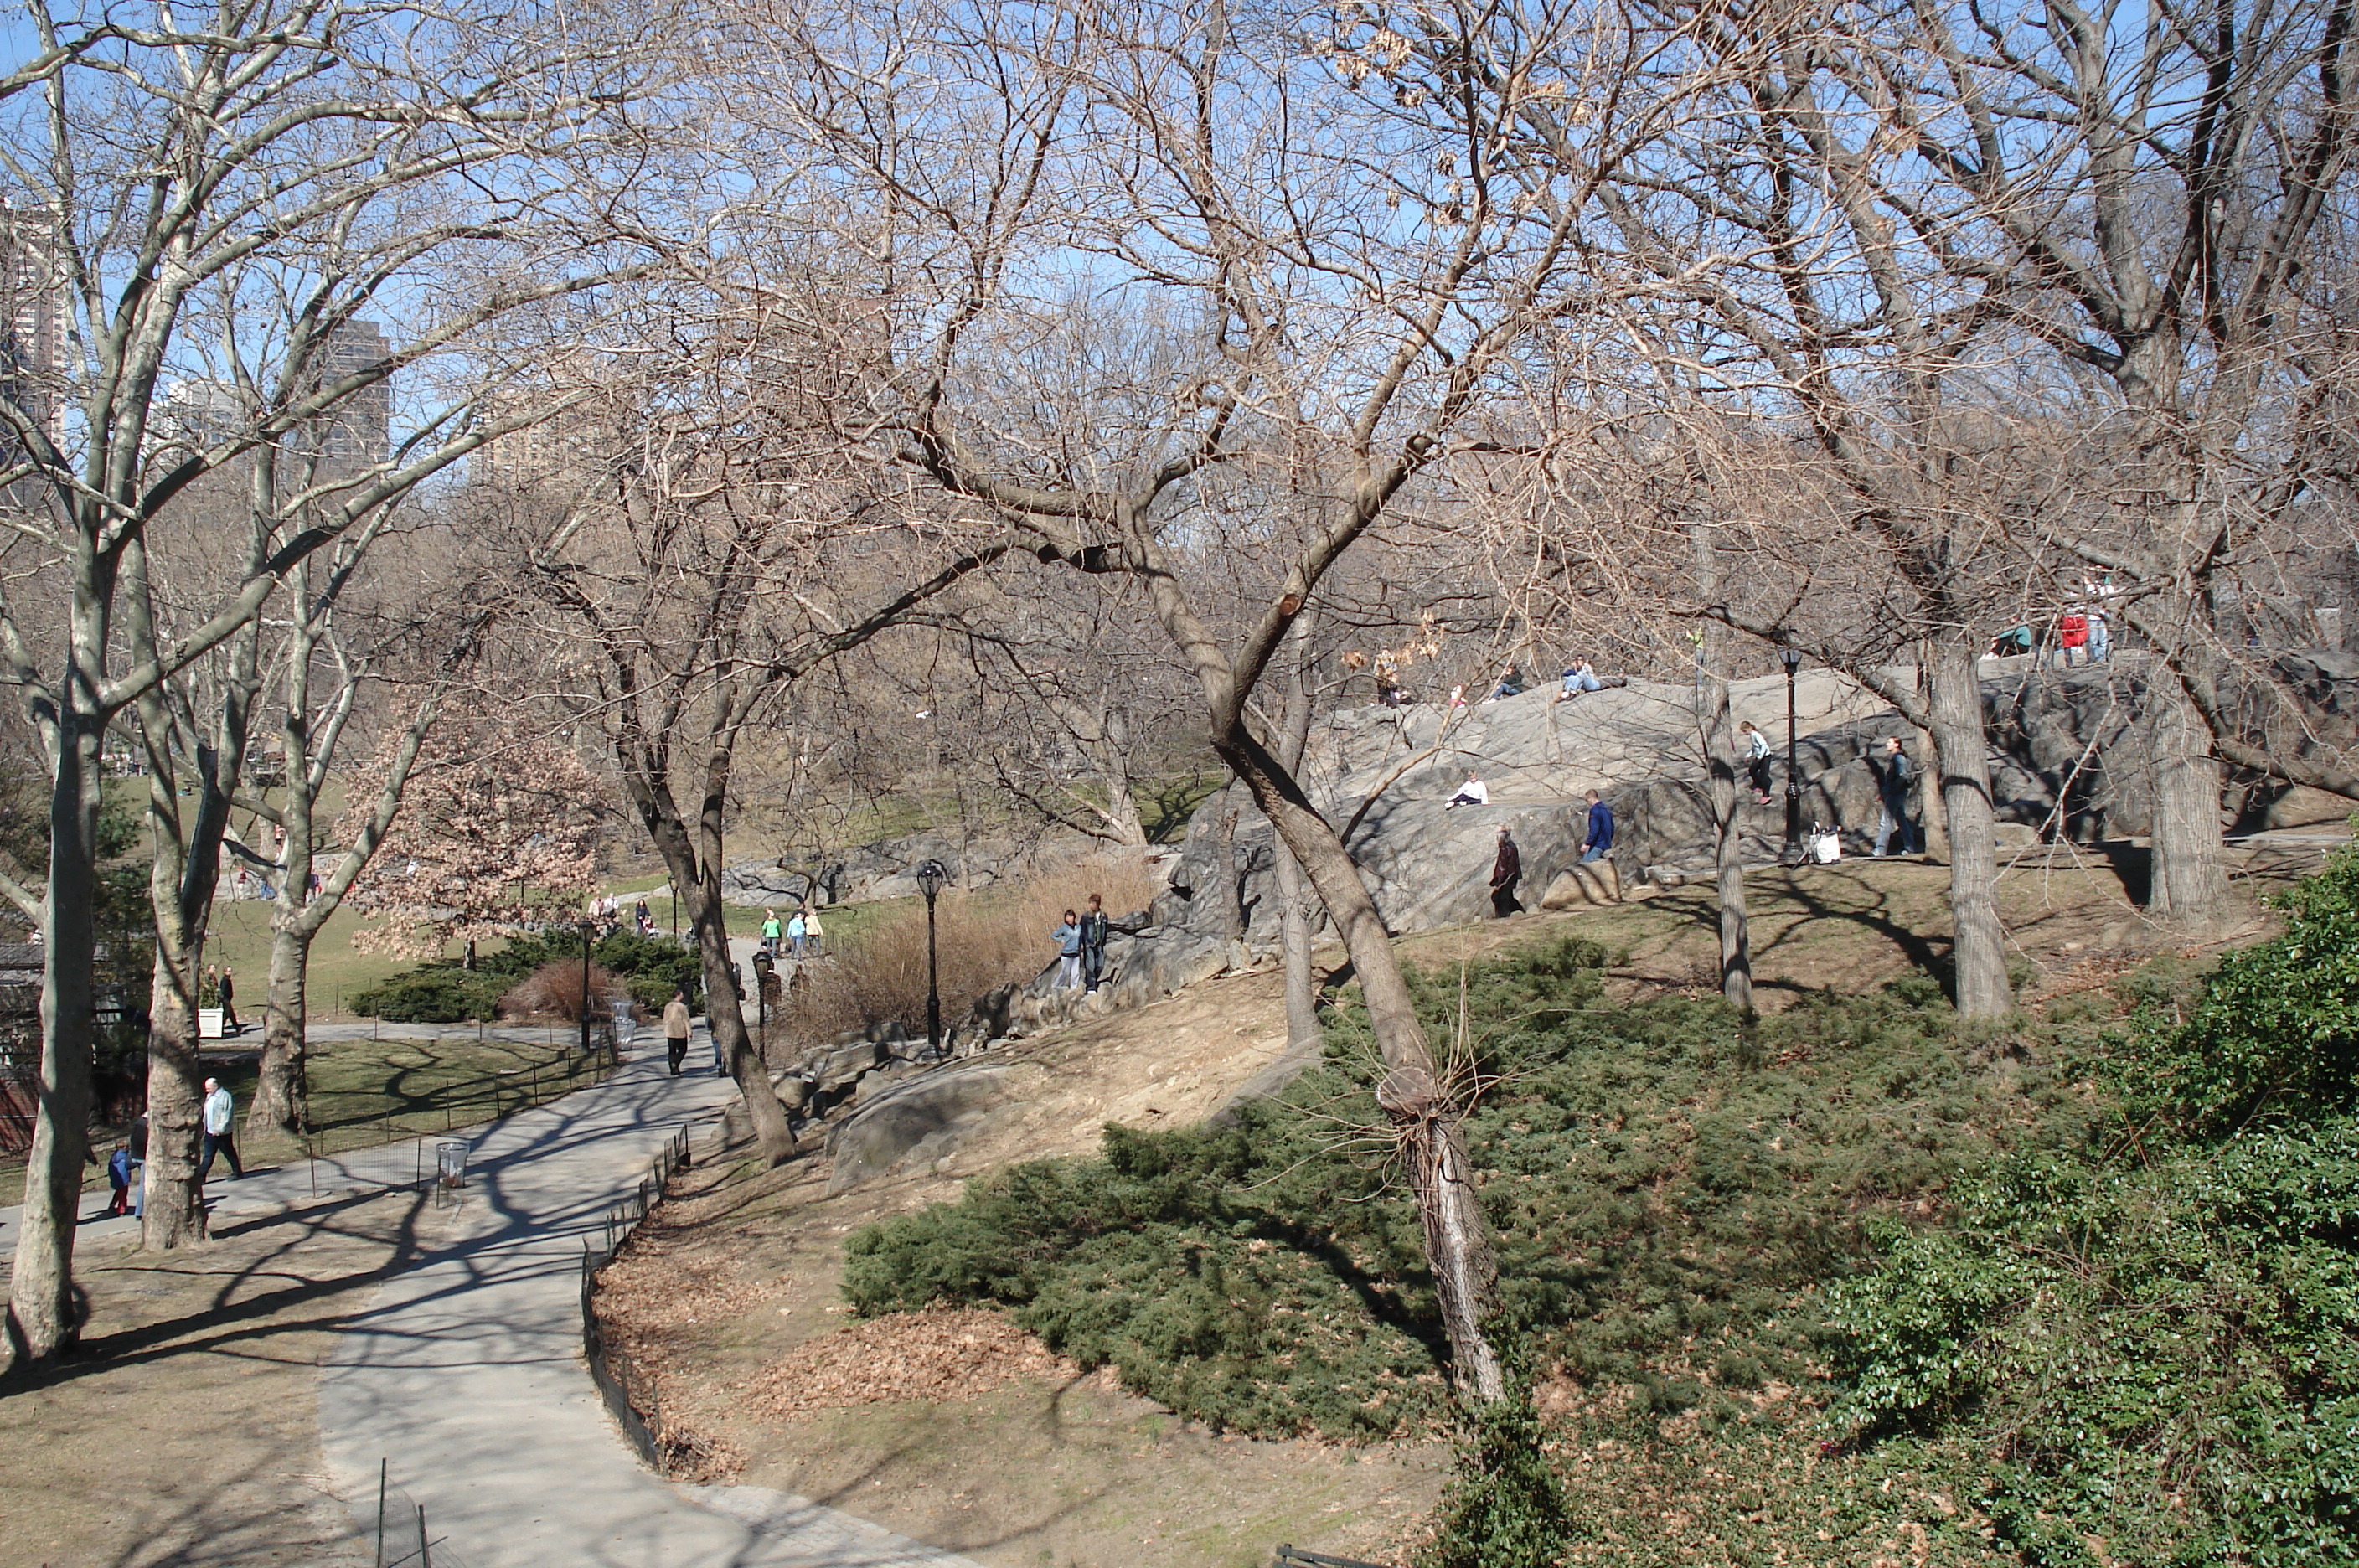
[0,1190,436,1568]
[601,848,2315,1568]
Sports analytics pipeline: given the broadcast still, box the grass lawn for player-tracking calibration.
[196,899,410,1022]
[3,1032,612,1210]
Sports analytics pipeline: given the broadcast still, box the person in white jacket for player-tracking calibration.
[1444,771,1489,809]
[199,1077,242,1182]
[1739,720,1774,803]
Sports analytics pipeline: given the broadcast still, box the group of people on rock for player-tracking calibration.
[1991,580,2119,667]
[758,905,826,960]
[1049,893,1115,993]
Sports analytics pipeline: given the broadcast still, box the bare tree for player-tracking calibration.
[0,0,668,1361]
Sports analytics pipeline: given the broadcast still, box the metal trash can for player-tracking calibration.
[436,1139,467,1189]
[611,998,636,1046]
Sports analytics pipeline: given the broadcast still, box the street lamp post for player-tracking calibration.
[915,859,948,1058]
[1780,648,1804,863]
[579,918,595,1056]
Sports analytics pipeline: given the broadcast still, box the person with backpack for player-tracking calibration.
[106,1142,133,1216]
[1739,720,1774,803]
[1873,737,1923,857]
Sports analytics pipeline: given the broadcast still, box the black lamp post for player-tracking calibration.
[1780,647,1804,863]
[579,918,595,1055]
[915,859,948,1058]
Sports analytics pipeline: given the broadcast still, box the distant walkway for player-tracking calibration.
[316,1024,979,1567]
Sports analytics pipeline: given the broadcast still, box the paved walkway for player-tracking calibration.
[316,1026,980,1567]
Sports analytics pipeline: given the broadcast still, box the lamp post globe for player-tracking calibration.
[914,860,948,1057]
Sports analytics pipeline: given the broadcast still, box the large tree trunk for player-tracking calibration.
[684,874,792,1158]
[250,921,312,1138]
[1691,531,1752,1012]
[1219,735,1504,1403]
[139,960,207,1247]
[1925,634,2011,1018]
[7,719,106,1368]
[1275,614,1321,1051]
[2148,686,2235,930]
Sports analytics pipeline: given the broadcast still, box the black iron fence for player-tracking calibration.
[580,1123,694,1473]
[369,1458,477,1568]
[1272,1547,1395,1568]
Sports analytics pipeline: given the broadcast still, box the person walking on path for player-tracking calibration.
[1873,737,1923,857]
[1489,825,1523,917]
[106,1142,132,1215]
[787,910,807,958]
[198,1077,243,1182]
[662,990,692,1076]
[219,966,239,1033]
[1079,894,1111,993]
[1051,910,1084,989]
[760,909,782,957]
[802,905,824,957]
[1444,770,1489,809]
[1580,790,1616,864]
[1739,721,1774,803]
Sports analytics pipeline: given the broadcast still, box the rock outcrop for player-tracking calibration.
[722,823,1108,908]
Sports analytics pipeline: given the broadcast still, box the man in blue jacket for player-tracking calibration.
[1581,790,1615,864]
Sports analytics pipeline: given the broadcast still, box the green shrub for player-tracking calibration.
[842,938,2017,1442]
[1417,1369,1575,1568]
[348,967,505,1023]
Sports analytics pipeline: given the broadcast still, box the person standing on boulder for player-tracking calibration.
[1051,910,1084,989]
[1080,893,1111,993]
[1739,721,1773,803]
[1873,737,1923,857]
[1489,825,1523,917]
[663,988,692,1076]
[1580,790,1615,864]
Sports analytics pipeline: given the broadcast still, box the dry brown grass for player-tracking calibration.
[780,850,1160,1050]
[498,958,624,1021]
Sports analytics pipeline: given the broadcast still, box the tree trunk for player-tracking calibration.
[140,952,208,1248]
[1925,633,2011,1018]
[1276,613,1321,1051]
[1219,735,1504,1403]
[686,879,794,1159]
[1691,530,1752,1012]
[250,921,312,1138]
[2148,686,2236,930]
[6,720,106,1368]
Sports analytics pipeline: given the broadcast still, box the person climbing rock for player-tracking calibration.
[1580,790,1616,863]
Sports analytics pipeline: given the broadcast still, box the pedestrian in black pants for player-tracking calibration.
[198,1076,243,1181]
[218,967,239,1033]
[1080,893,1111,993]
[663,989,691,1075]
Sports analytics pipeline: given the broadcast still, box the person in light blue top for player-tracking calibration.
[1052,910,1084,989]
[787,910,807,957]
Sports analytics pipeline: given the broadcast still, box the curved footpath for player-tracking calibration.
[315,1024,980,1567]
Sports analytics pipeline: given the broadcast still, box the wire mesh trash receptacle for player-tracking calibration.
[611,998,635,1047]
[436,1140,467,1189]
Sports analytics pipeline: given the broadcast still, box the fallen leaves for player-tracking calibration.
[745,1307,1079,1418]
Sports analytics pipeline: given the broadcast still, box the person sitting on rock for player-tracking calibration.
[1485,663,1525,701]
[1445,771,1489,809]
[1558,659,1603,699]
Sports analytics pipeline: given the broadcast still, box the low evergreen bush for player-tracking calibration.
[348,967,505,1023]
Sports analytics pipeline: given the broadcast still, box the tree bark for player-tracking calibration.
[1925,633,2011,1018]
[1276,612,1322,1051]
[6,712,105,1367]
[2148,686,2236,930]
[1221,736,1505,1403]
[1690,530,1752,1012]
[251,921,312,1137]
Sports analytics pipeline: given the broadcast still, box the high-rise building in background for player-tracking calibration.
[313,318,390,472]
[0,199,67,461]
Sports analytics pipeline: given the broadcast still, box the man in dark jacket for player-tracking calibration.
[1490,825,1523,917]
[1580,791,1615,863]
[1079,893,1112,993]
[1872,737,1923,857]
